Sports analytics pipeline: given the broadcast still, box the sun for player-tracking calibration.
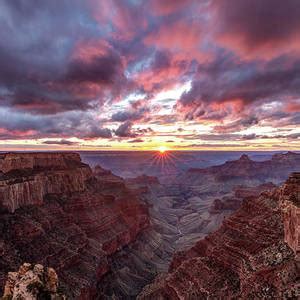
[158,146,167,153]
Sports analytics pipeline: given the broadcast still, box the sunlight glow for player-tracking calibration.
[158,146,167,153]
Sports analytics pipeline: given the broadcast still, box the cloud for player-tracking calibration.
[0,1,130,115]
[183,133,258,141]
[178,143,245,149]
[176,51,300,131]
[42,139,78,146]
[150,0,194,16]
[115,121,137,138]
[144,20,206,63]
[0,0,299,148]
[128,138,144,143]
[213,116,259,133]
[212,0,300,59]
[111,99,151,122]
[0,107,112,140]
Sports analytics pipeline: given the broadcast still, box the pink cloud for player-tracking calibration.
[285,101,300,112]
[150,0,193,16]
[90,0,148,41]
[144,21,207,61]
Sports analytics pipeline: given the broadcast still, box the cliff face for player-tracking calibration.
[0,153,93,213]
[281,172,300,261]
[0,153,149,299]
[0,152,81,173]
[139,173,300,299]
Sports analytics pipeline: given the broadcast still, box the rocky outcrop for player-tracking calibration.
[210,197,241,213]
[2,263,65,300]
[210,183,277,214]
[0,153,149,298]
[139,173,300,299]
[0,152,81,174]
[281,172,300,261]
[182,151,300,189]
[0,153,93,213]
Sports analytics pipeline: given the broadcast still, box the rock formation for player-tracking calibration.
[138,173,300,299]
[0,153,149,298]
[181,151,300,191]
[210,183,277,213]
[0,152,93,213]
[2,263,65,300]
[281,172,300,262]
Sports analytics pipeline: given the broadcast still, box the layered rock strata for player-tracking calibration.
[139,173,300,299]
[0,152,93,212]
[281,172,300,261]
[0,154,149,298]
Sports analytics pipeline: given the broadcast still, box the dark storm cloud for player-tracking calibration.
[65,48,124,85]
[115,121,137,138]
[0,0,129,115]
[111,110,146,122]
[0,108,112,140]
[82,127,112,139]
[213,0,300,57]
[178,51,300,127]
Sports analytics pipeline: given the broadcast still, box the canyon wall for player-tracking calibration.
[0,152,93,213]
[139,173,300,299]
[0,153,149,298]
[281,172,300,261]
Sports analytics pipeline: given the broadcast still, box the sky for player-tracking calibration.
[0,0,300,151]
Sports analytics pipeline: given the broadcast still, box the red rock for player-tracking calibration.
[0,153,93,212]
[0,152,81,173]
[234,182,277,198]
[138,174,300,299]
[281,172,300,261]
[210,198,241,213]
[0,153,150,298]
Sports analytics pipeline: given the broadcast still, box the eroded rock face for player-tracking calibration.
[281,172,300,261]
[0,153,149,298]
[0,152,81,173]
[138,174,300,299]
[2,263,65,300]
[0,153,93,212]
[210,183,277,214]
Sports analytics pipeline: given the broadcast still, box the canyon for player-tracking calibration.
[0,151,299,299]
[0,153,149,298]
[138,172,300,299]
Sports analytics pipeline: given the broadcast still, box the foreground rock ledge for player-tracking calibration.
[2,263,65,300]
